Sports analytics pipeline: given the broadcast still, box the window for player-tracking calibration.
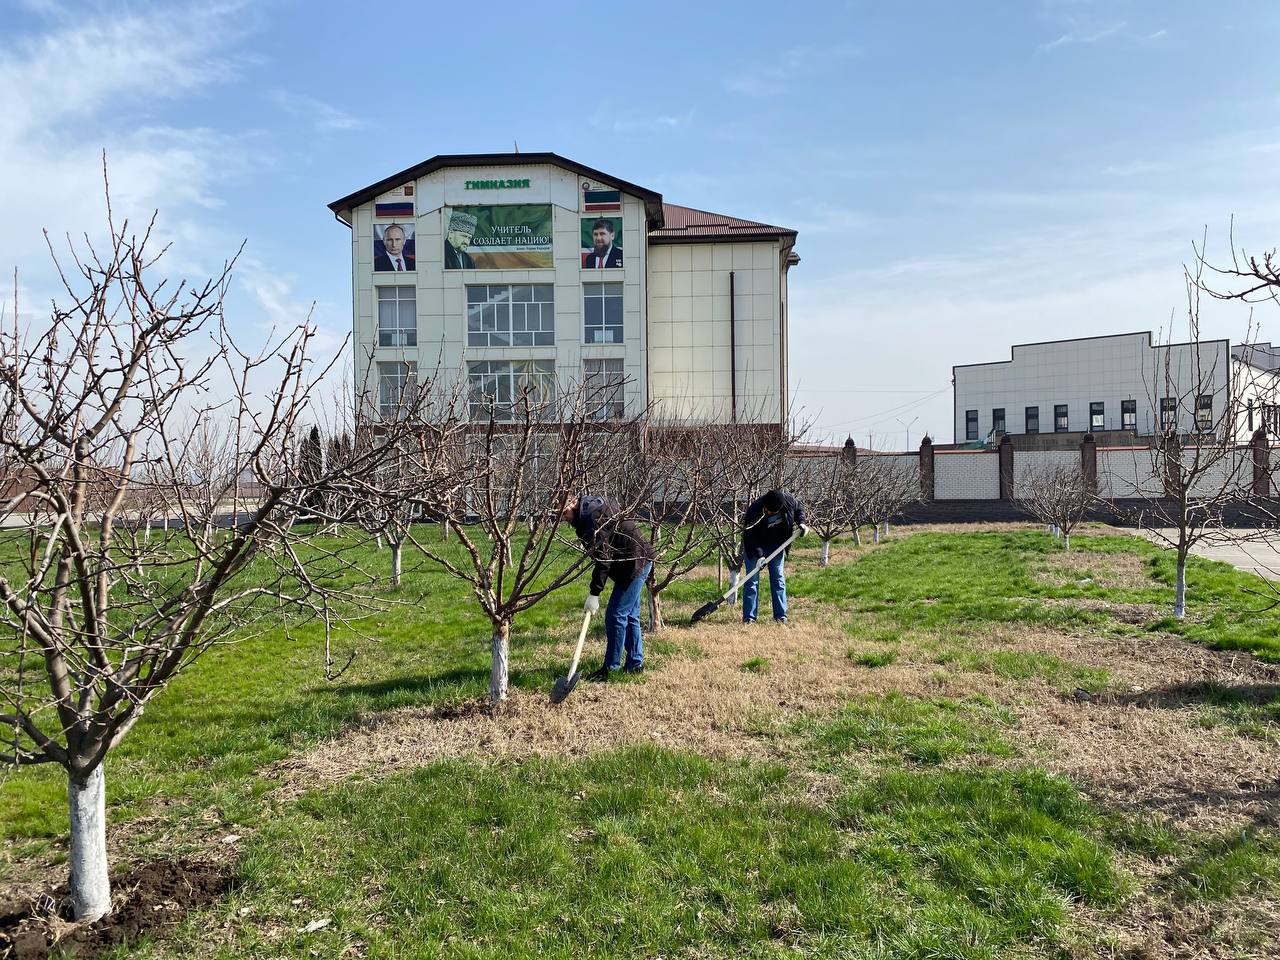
[376,286,416,347]
[1263,404,1280,435]
[992,408,1006,435]
[377,361,417,418]
[467,359,556,420]
[1195,394,1214,431]
[466,285,555,347]
[1025,406,1039,435]
[1054,404,1068,433]
[1090,401,1104,431]
[1160,397,1177,429]
[1121,399,1136,430]
[584,358,625,420]
[965,409,978,441]
[583,282,623,344]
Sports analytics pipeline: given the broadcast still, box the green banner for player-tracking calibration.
[443,204,553,270]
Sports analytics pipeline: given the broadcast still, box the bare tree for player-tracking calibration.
[858,455,920,545]
[0,201,408,921]
[406,377,643,707]
[1106,260,1267,618]
[1019,463,1093,550]
[629,418,725,630]
[787,451,858,566]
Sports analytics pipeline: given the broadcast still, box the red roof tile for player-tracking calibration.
[649,203,796,242]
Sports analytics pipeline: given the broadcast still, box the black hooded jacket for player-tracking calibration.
[571,497,657,595]
[741,489,806,557]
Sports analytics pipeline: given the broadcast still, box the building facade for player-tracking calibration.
[328,153,798,426]
[952,331,1280,446]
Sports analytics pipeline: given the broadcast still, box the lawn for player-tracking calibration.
[4,524,1280,958]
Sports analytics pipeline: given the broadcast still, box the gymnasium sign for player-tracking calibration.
[464,178,531,190]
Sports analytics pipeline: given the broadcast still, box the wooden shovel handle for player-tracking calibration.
[566,609,593,678]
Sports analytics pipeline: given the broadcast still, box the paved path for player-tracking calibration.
[1139,528,1280,581]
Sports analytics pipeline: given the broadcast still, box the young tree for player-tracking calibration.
[1019,463,1093,550]
[858,455,920,545]
[0,206,400,921]
[407,377,642,707]
[630,417,725,630]
[787,451,858,566]
[1106,260,1266,618]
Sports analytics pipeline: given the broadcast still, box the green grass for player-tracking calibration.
[791,531,1280,661]
[933,648,1112,693]
[848,648,898,668]
[740,656,769,673]
[1171,828,1280,901]
[124,743,1125,960]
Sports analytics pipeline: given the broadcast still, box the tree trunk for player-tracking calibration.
[853,527,862,547]
[1174,553,1187,619]
[1062,532,1070,551]
[490,620,510,705]
[374,533,383,550]
[648,586,664,633]
[68,766,111,922]
[820,539,831,566]
[717,553,723,589]
[872,525,881,545]
[390,540,402,586]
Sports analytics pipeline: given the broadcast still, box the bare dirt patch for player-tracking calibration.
[270,609,995,800]
[0,858,230,959]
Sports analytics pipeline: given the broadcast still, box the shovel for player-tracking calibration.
[550,609,594,704]
[690,530,800,624]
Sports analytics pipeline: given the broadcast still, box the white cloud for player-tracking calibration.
[1039,20,1127,52]
[724,44,859,98]
[0,2,256,318]
[269,90,366,132]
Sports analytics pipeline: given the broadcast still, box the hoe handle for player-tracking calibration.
[567,609,593,678]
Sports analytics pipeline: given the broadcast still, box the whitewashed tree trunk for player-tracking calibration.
[853,527,862,547]
[490,621,510,705]
[68,766,111,922]
[820,540,831,566]
[872,525,881,545]
[390,540,402,586]
[729,568,741,606]
[717,553,723,589]
[1174,555,1187,619]
[1062,533,1070,551]
[374,533,384,550]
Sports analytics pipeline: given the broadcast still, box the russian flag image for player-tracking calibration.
[375,201,415,218]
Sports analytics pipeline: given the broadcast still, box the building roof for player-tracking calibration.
[649,203,798,245]
[327,152,665,227]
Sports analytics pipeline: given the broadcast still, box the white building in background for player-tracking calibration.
[327,153,799,426]
[952,331,1280,445]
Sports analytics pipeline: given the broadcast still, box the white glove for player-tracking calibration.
[798,524,810,538]
[584,594,600,614]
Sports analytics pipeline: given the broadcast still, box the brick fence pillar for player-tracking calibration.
[998,434,1014,501]
[1253,427,1272,498]
[919,436,935,501]
[842,435,857,466]
[1080,433,1097,493]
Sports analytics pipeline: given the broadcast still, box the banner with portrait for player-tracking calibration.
[374,222,415,273]
[580,216,623,268]
[443,204,553,269]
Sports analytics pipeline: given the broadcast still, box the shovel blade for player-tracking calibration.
[689,599,720,624]
[549,671,580,705]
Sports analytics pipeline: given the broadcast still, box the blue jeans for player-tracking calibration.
[604,562,652,670]
[742,548,787,622]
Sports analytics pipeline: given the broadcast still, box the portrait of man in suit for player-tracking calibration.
[374,223,415,272]
[444,210,478,269]
[582,217,623,268]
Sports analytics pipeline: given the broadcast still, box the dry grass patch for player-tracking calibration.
[1037,547,1158,592]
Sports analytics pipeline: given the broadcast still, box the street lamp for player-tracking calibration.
[896,416,919,451]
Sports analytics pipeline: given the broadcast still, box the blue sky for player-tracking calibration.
[3,0,1280,445]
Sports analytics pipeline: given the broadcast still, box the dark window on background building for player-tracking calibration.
[1025,406,1039,434]
[992,407,1006,434]
[1196,394,1214,431]
[1090,401,1104,431]
[1054,404,1068,432]
[1122,399,1136,430]
[583,358,626,420]
[1160,397,1177,429]
[965,409,978,440]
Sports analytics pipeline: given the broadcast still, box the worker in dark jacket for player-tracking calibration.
[561,495,657,680]
[740,489,808,624]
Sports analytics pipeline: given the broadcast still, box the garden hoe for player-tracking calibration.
[690,530,800,625]
[550,608,594,704]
